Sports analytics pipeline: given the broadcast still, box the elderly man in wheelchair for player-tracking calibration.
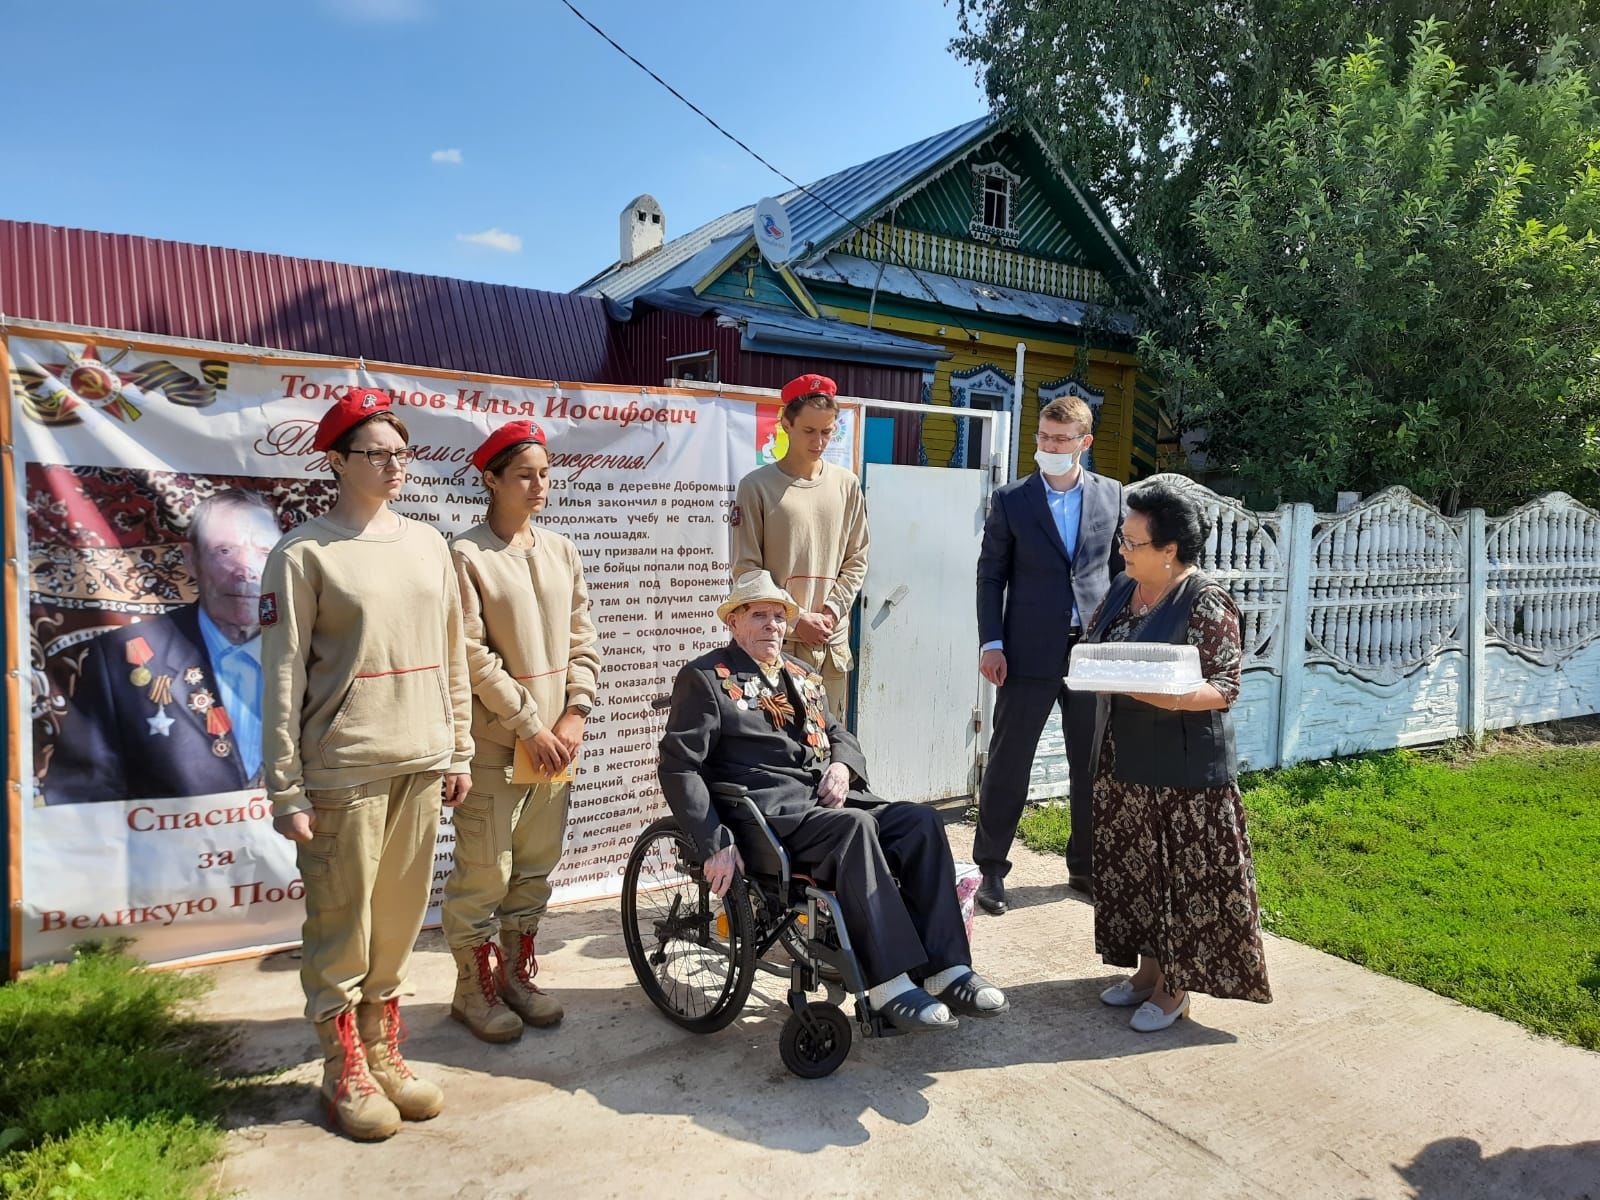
[622,570,1006,1076]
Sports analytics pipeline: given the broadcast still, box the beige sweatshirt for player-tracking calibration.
[261,515,474,817]
[450,523,600,766]
[731,461,869,647]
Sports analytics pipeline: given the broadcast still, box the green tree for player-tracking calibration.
[1145,24,1600,512]
[953,0,1599,316]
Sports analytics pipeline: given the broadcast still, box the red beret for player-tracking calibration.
[471,419,547,473]
[780,373,837,405]
[313,386,393,451]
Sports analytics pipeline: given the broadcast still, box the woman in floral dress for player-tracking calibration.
[1082,480,1271,1033]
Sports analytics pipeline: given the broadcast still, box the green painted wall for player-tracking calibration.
[891,131,1099,266]
[701,251,800,310]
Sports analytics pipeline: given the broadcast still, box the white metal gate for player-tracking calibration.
[854,465,989,804]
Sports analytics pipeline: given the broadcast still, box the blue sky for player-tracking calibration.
[0,0,989,291]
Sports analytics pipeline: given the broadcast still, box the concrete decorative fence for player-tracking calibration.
[1026,475,1600,795]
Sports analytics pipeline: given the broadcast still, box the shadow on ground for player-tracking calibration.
[216,962,1236,1154]
[1387,1136,1600,1200]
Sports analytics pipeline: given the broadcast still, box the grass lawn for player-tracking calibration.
[0,945,226,1199]
[1017,738,1600,1050]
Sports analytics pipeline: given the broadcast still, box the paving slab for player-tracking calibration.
[204,824,1600,1200]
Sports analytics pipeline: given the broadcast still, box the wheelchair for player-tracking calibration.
[621,780,907,1078]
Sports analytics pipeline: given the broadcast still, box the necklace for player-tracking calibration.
[1134,572,1181,616]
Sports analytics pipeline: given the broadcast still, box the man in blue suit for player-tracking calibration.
[973,395,1123,913]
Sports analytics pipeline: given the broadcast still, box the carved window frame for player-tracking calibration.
[969,161,1022,248]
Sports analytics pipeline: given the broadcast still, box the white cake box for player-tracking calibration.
[1064,642,1205,694]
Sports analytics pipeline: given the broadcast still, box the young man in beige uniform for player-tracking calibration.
[442,420,601,1042]
[264,387,474,1142]
[731,374,869,716]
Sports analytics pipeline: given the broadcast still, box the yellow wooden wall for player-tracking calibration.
[821,307,1142,482]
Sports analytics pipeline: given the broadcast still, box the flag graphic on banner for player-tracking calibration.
[9,342,229,426]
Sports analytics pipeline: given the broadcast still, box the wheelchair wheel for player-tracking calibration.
[622,816,757,1034]
[779,1003,852,1079]
[778,908,844,984]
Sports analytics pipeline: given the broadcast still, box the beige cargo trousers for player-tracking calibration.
[297,771,443,1022]
[441,760,569,947]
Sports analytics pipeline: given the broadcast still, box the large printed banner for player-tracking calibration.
[2,327,858,970]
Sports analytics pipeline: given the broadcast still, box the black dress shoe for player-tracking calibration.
[976,872,1007,915]
[1066,874,1094,900]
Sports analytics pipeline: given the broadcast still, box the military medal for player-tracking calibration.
[187,688,215,716]
[715,663,745,705]
[207,704,233,757]
[183,667,204,685]
[125,636,154,687]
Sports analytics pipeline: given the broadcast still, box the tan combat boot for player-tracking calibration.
[356,998,444,1121]
[450,942,523,1043]
[499,930,564,1027]
[313,1010,401,1141]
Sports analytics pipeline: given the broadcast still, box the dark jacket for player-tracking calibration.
[976,469,1124,679]
[657,643,874,857]
[1086,572,1240,789]
[45,604,257,804]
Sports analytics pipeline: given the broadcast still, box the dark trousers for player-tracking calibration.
[974,668,1095,879]
[783,799,971,988]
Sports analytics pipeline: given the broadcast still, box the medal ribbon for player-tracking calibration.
[207,705,232,737]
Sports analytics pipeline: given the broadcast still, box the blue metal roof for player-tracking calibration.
[779,113,1001,260]
[579,114,1006,304]
[795,252,1136,334]
[622,289,951,371]
[576,112,1147,316]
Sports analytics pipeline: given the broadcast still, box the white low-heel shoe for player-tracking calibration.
[1129,993,1190,1032]
[1100,979,1157,1007]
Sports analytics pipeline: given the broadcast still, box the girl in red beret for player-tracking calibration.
[440,420,600,1042]
[260,387,474,1141]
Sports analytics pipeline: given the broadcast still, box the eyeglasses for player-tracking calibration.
[1117,534,1154,551]
[1037,433,1087,449]
[352,448,416,469]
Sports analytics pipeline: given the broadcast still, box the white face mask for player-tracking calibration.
[1034,448,1080,476]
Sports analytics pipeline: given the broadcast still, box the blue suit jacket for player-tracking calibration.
[975,470,1124,680]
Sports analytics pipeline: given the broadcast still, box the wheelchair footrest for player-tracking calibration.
[852,999,907,1040]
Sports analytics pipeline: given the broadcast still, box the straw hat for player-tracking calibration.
[717,569,799,625]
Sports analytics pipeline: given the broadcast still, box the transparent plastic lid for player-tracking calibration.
[1064,642,1204,694]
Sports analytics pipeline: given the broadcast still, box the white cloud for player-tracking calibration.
[325,0,429,20]
[457,228,523,254]
[431,148,463,165]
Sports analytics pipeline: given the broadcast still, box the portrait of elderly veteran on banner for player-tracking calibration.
[45,488,283,804]
[657,569,1008,1033]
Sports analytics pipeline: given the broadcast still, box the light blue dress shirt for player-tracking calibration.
[983,474,1085,653]
[198,608,263,780]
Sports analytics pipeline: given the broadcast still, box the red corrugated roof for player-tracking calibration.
[0,220,631,383]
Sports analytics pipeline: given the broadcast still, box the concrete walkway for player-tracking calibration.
[206,825,1600,1200]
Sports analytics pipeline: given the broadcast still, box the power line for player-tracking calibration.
[555,0,984,342]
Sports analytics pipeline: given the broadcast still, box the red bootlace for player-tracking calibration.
[509,933,539,991]
[379,998,416,1080]
[474,941,505,1003]
[333,1010,380,1101]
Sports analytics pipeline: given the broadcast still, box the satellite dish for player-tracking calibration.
[753,196,794,268]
